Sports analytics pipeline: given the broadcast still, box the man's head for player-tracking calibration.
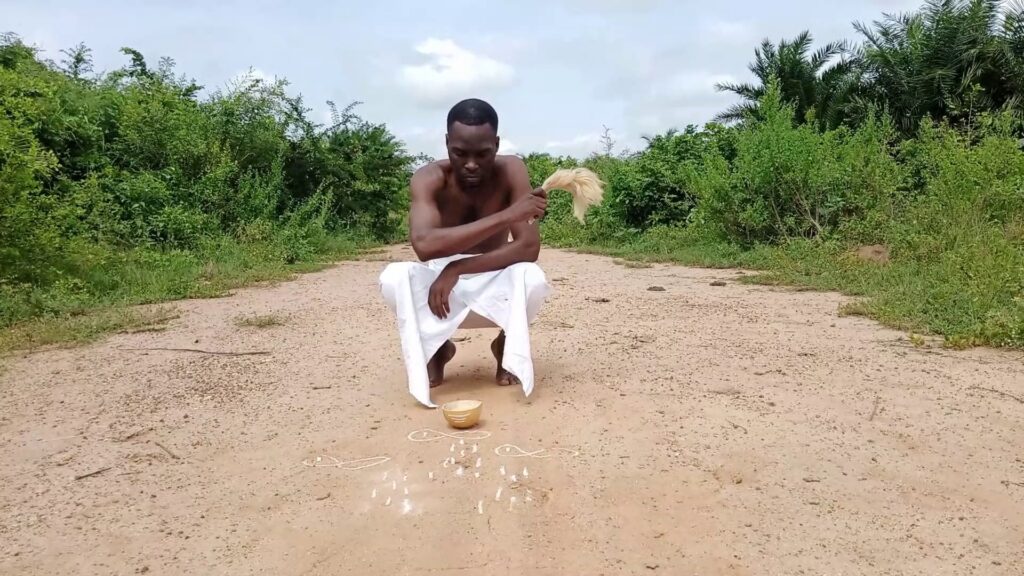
[446,98,499,188]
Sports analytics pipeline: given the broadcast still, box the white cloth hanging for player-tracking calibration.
[379,255,550,407]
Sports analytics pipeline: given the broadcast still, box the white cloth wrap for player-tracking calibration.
[379,255,550,407]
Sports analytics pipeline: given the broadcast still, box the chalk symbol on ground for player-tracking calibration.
[302,455,391,470]
[494,444,579,458]
[407,429,492,442]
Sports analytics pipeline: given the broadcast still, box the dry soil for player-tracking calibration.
[2,246,1023,575]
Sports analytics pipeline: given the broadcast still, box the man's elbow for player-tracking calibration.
[411,236,439,261]
[409,235,438,260]
[520,236,541,262]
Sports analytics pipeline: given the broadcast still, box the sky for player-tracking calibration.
[4,0,922,159]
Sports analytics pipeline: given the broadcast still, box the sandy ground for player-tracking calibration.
[2,245,1023,576]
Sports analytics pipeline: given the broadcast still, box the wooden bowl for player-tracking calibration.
[441,400,482,429]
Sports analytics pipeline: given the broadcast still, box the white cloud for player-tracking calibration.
[499,138,519,155]
[397,38,515,106]
[651,71,738,102]
[545,133,599,149]
[397,127,446,161]
[544,133,602,157]
[624,69,740,134]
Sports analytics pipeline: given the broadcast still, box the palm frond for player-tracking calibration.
[714,102,759,124]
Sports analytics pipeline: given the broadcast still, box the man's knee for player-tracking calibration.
[380,261,416,287]
[508,262,547,287]
[507,262,548,303]
[379,261,418,309]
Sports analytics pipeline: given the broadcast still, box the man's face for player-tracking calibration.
[446,122,499,189]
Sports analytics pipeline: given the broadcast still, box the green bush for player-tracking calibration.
[0,34,413,333]
[607,127,712,229]
[872,123,1024,346]
[538,79,1023,347]
[694,81,904,244]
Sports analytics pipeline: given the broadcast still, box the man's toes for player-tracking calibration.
[496,370,519,386]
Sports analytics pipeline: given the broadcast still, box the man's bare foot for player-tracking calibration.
[428,340,456,388]
[490,331,521,387]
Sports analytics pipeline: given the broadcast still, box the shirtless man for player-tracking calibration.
[399,98,548,388]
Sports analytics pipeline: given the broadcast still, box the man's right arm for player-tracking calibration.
[408,164,542,261]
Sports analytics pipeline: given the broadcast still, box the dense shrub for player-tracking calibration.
[694,82,904,244]
[0,35,415,328]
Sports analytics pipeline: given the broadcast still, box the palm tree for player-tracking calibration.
[715,31,858,130]
[851,0,1024,135]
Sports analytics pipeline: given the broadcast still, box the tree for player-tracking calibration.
[715,31,858,130]
[599,124,615,156]
[59,43,93,80]
[851,0,1024,135]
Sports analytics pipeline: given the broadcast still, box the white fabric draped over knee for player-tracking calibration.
[379,255,550,408]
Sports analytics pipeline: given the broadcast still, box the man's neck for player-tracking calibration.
[456,178,495,206]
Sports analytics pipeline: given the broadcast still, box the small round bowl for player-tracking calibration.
[441,400,483,429]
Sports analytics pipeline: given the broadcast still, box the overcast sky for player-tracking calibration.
[5,0,921,159]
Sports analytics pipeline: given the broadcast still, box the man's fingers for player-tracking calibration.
[532,187,547,199]
[429,290,442,319]
[432,288,446,319]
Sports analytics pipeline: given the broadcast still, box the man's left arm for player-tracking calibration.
[445,157,543,276]
[426,158,543,319]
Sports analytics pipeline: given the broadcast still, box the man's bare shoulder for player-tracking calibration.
[410,160,450,197]
[495,154,529,184]
[412,159,452,180]
[496,154,527,171]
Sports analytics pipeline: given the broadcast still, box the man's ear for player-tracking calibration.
[495,135,500,153]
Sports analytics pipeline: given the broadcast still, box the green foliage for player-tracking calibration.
[9,0,1024,352]
[0,34,411,335]
[715,31,859,130]
[852,0,1024,135]
[607,126,718,228]
[877,123,1024,346]
[542,78,1023,348]
[696,80,904,243]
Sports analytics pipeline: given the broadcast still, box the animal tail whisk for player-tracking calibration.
[541,167,605,223]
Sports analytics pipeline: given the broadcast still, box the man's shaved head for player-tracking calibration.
[445,98,500,189]
[446,98,498,132]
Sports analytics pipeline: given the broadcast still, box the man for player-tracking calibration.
[379,98,551,408]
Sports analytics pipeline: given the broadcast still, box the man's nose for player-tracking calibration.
[465,161,478,171]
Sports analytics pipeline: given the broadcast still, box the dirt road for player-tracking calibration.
[2,246,1023,575]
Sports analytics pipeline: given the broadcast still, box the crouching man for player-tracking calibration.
[379,98,551,408]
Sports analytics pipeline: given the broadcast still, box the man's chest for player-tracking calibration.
[438,187,509,226]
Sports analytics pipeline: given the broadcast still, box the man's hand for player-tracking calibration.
[503,187,547,224]
[428,265,460,319]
